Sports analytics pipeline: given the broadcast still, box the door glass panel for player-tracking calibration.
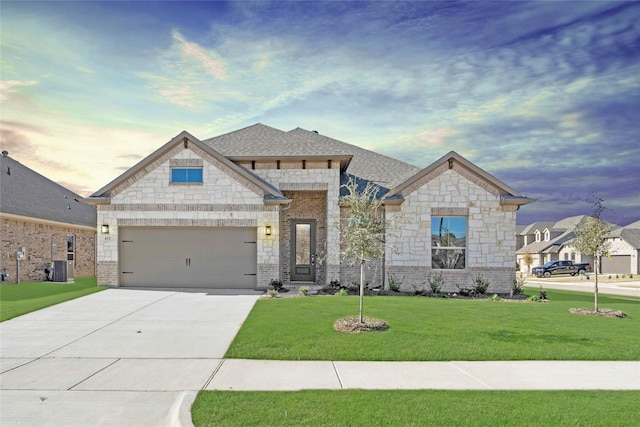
[295,224,311,265]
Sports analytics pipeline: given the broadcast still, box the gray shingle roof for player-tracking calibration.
[621,229,640,249]
[1,154,96,228]
[287,128,420,189]
[203,124,420,190]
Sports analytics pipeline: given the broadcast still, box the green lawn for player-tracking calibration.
[192,390,640,427]
[0,277,106,321]
[225,288,640,361]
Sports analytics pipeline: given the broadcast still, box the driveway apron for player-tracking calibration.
[0,288,259,427]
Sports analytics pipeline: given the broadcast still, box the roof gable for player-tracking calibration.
[387,151,534,206]
[204,124,418,189]
[0,154,96,227]
[86,131,287,204]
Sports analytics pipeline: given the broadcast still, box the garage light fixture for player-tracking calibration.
[101,224,110,234]
[265,225,272,236]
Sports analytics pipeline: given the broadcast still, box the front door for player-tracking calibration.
[290,220,316,282]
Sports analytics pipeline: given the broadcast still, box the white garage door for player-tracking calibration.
[601,255,631,275]
[119,227,257,288]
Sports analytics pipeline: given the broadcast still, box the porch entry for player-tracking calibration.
[290,220,316,282]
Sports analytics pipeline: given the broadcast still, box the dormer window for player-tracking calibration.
[535,230,541,242]
[171,167,203,183]
[544,229,550,241]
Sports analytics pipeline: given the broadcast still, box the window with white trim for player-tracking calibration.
[431,217,466,269]
[535,230,541,242]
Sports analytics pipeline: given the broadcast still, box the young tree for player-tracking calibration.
[338,179,388,323]
[573,196,612,312]
[523,251,533,275]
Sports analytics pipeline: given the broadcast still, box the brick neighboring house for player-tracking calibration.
[86,124,533,292]
[516,216,639,275]
[0,151,96,283]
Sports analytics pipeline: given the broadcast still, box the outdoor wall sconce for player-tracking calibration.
[265,225,272,236]
[101,224,110,234]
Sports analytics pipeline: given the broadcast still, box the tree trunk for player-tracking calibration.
[594,256,599,312]
[359,257,365,323]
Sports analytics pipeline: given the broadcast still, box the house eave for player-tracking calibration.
[229,155,353,173]
[500,195,536,206]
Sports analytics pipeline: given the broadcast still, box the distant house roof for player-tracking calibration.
[0,152,96,228]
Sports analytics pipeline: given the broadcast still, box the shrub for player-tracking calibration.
[269,279,284,292]
[299,286,310,296]
[513,275,525,296]
[329,280,341,289]
[388,275,401,292]
[472,276,489,295]
[489,294,500,301]
[428,273,444,294]
[266,289,278,298]
[335,288,348,296]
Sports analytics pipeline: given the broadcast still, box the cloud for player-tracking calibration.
[0,80,38,101]
[171,30,227,81]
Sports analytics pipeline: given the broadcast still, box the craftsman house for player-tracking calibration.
[0,151,96,283]
[86,124,533,292]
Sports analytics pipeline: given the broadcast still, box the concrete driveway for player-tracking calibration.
[0,288,260,427]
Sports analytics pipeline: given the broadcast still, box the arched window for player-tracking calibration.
[535,230,541,242]
[544,229,550,241]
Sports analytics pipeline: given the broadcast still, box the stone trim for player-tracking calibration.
[454,164,501,197]
[101,204,277,212]
[431,207,469,216]
[279,182,329,191]
[169,159,203,167]
[111,145,182,198]
[400,163,448,196]
[117,218,258,227]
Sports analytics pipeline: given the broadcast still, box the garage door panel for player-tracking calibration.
[119,227,257,288]
[601,255,630,274]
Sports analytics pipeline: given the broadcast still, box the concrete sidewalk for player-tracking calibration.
[206,359,640,391]
[525,279,640,297]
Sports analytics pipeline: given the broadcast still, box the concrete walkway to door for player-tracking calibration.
[0,288,261,427]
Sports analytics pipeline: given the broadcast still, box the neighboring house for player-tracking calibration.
[516,215,638,275]
[516,216,592,273]
[0,151,97,283]
[85,124,533,292]
[602,220,640,275]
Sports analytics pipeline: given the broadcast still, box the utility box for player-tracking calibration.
[53,260,74,283]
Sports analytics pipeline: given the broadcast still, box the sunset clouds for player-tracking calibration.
[1,1,638,224]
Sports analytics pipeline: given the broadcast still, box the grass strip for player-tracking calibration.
[192,390,640,427]
[225,288,640,361]
[0,277,106,321]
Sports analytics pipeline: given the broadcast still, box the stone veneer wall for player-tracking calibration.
[1,216,95,283]
[385,165,518,293]
[252,167,341,286]
[96,146,279,286]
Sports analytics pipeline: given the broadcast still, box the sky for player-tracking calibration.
[1,1,638,226]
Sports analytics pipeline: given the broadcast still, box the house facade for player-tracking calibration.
[516,216,639,275]
[0,151,96,283]
[86,124,532,292]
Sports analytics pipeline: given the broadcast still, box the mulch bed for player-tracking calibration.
[569,308,627,318]
[334,316,389,334]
